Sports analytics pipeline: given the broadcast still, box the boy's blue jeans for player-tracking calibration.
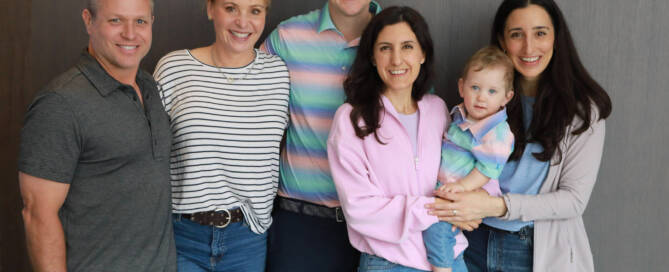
[172,213,268,272]
[423,221,459,269]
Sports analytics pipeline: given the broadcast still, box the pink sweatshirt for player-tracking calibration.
[327,94,468,271]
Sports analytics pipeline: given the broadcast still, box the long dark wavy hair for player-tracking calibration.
[491,0,612,162]
[343,6,434,142]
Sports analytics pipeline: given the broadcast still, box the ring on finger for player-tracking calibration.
[453,209,458,216]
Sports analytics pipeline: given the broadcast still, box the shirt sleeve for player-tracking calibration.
[260,26,283,56]
[437,135,465,185]
[327,105,438,244]
[18,92,81,183]
[153,54,171,111]
[471,121,514,179]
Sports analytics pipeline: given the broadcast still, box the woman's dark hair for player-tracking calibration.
[343,6,434,142]
[491,0,612,162]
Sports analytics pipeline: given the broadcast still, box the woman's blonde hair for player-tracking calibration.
[207,0,271,9]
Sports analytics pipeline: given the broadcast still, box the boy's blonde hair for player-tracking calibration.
[461,46,514,91]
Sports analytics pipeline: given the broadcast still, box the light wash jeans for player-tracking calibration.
[172,213,267,272]
[423,221,459,268]
[358,252,467,272]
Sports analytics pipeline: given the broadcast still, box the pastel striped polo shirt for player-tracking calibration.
[261,1,381,207]
[438,104,514,195]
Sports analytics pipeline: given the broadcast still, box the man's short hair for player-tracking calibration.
[86,0,155,18]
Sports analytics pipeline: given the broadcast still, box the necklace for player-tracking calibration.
[210,47,255,83]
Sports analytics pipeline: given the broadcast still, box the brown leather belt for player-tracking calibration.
[181,208,244,228]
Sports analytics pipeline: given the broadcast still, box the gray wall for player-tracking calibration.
[569,0,669,270]
[2,0,667,271]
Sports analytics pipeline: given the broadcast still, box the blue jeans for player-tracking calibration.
[266,208,359,272]
[358,253,467,272]
[463,225,533,272]
[423,222,458,268]
[172,213,267,272]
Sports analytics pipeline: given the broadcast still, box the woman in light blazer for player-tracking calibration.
[427,0,612,271]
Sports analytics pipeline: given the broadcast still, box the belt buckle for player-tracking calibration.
[335,207,345,223]
[213,208,232,228]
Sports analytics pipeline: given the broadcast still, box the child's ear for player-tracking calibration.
[458,78,464,98]
[503,89,514,106]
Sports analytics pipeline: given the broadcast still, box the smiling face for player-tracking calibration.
[499,4,555,82]
[373,22,425,95]
[329,0,372,17]
[458,65,514,121]
[83,0,153,77]
[208,0,267,57]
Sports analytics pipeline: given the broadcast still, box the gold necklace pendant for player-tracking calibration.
[210,47,255,84]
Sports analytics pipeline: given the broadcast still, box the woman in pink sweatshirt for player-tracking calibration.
[327,6,473,271]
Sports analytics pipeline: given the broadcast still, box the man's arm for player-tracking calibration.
[19,172,70,272]
[259,24,283,56]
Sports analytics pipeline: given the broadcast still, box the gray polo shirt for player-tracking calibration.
[18,51,176,271]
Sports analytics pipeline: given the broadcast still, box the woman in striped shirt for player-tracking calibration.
[153,0,288,271]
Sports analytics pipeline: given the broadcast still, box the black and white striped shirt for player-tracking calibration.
[154,49,289,233]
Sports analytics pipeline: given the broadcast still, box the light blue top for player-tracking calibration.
[397,111,419,156]
[483,95,550,231]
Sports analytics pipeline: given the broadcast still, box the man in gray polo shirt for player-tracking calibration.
[17,0,176,271]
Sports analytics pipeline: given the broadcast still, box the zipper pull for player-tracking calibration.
[570,248,574,263]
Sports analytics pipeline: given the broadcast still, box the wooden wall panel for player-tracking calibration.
[0,0,32,270]
[28,0,88,99]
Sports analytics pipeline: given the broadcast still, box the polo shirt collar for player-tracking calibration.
[317,1,382,34]
[76,49,150,97]
[451,104,508,141]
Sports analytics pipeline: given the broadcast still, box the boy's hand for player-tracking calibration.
[451,219,482,231]
[439,182,466,193]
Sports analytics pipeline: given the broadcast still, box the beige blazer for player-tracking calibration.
[501,110,605,272]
